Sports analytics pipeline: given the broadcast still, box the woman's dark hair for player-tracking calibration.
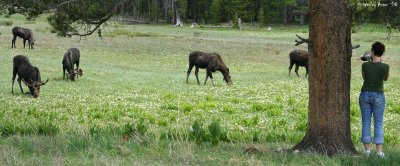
[371,42,385,57]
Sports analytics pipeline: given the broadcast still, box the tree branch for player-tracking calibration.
[64,0,128,37]
[56,0,80,8]
[295,34,311,46]
[65,13,112,37]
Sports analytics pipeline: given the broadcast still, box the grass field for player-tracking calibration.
[0,14,399,165]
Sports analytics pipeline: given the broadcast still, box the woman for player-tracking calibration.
[359,41,390,157]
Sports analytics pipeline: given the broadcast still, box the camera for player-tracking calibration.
[360,52,372,61]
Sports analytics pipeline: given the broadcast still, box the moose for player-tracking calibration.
[288,44,361,77]
[288,49,309,77]
[12,55,48,98]
[62,48,83,81]
[186,51,232,85]
[12,26,35,49]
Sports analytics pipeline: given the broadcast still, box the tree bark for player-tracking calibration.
[300,14,305,25]
[173,0,183,26]
[292,0,357,156]
[283,6,288,25]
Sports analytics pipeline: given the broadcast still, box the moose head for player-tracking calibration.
[66,69,83,81]
[22,78,48,98]
[222,68,232,85]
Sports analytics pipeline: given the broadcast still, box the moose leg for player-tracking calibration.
[11,77,16,94]
[205,69,214,86]
[17,77,24,93]
[11,68,18,94]
[288,61,295,77]
[294,65,300,77]
[12,36,17,48]
[28,40,31,49]
[23,39,26,49]
[186,64,194,83]
[195,67,200,85]
[63,66,66,79]
[76,62,80,78]
[305,66,309,77]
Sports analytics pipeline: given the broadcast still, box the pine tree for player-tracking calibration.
[208,0,221,23]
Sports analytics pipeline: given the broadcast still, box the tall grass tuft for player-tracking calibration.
[208,121,222,145]
[37,121,59,136]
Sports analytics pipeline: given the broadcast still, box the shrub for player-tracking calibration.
[0,20,13,26]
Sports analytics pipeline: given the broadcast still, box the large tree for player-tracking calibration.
[292,0,357,155]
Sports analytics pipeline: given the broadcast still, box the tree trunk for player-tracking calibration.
[173,0,183,26]
[283,6,288,25]
[164,0,169,22]
[300,14,305,25]
[292,0,357,156]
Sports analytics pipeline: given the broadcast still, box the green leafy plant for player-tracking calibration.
[208,121,222,145]
[191,120,205,144]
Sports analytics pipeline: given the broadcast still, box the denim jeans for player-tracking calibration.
[359,91,385,144]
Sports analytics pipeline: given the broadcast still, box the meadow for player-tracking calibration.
[0,14,399,165]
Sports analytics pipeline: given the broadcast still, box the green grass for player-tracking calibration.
[1,14,400,165]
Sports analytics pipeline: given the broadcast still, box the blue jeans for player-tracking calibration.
[359,91,385,145]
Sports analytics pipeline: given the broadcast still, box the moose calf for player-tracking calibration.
[186,51,232,85]
[12,55,48,98]
[12,26,35,49]
[62,48,83,81]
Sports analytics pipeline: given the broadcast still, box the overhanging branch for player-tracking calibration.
[64,0,128,37]
[65,13,112,37]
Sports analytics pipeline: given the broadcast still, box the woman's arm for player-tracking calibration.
[384,70,389,81]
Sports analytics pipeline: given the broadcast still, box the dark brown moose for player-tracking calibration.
[12,26,35,49]
[186,51,232,85]
[288,50,309,77]
[62,48,83,81]
[12,55,48,98]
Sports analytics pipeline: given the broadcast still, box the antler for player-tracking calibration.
[40,79,49,86]
[73,69,83,76]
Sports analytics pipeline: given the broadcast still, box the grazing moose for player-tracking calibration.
[12,26,35,49]
[12,55,49,98]
[62,48,83,81]
[288,50,309,77]
[186,51,232,85]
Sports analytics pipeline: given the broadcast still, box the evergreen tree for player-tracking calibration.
[207,0,221,23]
[258,6,266,25]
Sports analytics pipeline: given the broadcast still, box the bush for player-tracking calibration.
[0,20,13,26]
